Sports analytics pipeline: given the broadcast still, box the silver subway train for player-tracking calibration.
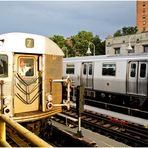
[0,32,70,134]
[63,54,148,111]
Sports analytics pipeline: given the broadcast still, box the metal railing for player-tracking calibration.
[0,114,52,147]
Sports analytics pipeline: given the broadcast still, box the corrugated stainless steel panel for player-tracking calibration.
[42,55,63,112]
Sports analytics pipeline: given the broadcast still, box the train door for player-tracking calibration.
[127,61,148,96]
[82,62,93,89]
[138,61,148,96]
[13,54,41,114]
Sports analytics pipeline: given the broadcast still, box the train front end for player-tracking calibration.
[0,32,66,123]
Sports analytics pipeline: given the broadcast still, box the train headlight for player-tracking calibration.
[47,94,52,102]
[46,102,53,110]
[46,94,53,110]
[4,98,10,105]
[3,96,12,115]
[4,105,10,114]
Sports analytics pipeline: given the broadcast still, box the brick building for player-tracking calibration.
[137,0,148,32]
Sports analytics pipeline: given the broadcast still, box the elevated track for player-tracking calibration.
[54,106,148,147]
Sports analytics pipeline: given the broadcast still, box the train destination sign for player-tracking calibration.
[25,38,34,48]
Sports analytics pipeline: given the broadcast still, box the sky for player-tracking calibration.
[0,1,136,40]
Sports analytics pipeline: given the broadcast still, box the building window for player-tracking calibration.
[143,45,148,53]
[143,21,146,25]
[102,63,116,76]
[107,42,111,47]
[114,48,120,54]
[143,1,146,7]
[66,64,75,74]
[142,15,146,19]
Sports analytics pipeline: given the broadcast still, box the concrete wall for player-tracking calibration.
[106,32,148,55]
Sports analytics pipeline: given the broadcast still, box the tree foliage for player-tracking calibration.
[49,31,105,57]
[113,26,137,37]
[49,26,137,57]
[49,35,65,48]
[93,35,105,55]
[70,31,94,56]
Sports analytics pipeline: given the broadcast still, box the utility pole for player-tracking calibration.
[76,65,85,138]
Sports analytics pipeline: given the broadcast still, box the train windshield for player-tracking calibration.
[18,57,34,77]
[0,55,8,77]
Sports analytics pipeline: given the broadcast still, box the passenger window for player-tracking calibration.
[89,64,92,75]
[0,55,8,77]
[66,64,75,74]
[83,64,86,75]
[130,63,136,77]
[18,57,34,76]
[102,63,116,76]
[140,63,146,78]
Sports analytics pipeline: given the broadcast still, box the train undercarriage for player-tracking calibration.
[65,86,148,119]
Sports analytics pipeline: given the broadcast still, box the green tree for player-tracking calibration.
[49,31,105,57]
[113,30,122,37]
[93,35,105,55]
[113,26,137,37]
[71,31,94,56]
[49,35,69,57]
[49,35,65,48]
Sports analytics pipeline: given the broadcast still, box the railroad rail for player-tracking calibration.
[55,107,148,147]
[1,114,95,147]
[0,115,52,147]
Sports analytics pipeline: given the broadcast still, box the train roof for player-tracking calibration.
[64,53,148,62]
[0,32,64,56]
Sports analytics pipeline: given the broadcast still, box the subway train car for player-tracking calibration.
[0,32,70,134]
[63,54,148,111]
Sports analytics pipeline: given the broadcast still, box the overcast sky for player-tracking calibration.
[0,1,136,40]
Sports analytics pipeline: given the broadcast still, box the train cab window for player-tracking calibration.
[0,55,8,77]
[130,63,136,77]
[140,63,146,78]
[102,63,116,76]
[66,64,75,74]
[18,57,34,77]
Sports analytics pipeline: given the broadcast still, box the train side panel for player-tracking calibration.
[94,60,127,94]
[63,61,81,87]
[42,55,63,113]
